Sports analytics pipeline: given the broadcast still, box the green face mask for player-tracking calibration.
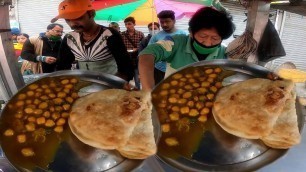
[192,38,220,55]
[49,35,61,41]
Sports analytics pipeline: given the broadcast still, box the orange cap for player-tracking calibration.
[51,0,94,23]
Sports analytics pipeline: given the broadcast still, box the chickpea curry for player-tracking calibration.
[0,76,85,170]
[152,66,232,158]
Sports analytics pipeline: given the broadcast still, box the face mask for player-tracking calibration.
[149,29,159,35]
[192,38,221,55]
[49,35,61,41]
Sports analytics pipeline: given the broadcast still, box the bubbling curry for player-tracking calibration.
[152,66,232,158]
[0,76,84,170]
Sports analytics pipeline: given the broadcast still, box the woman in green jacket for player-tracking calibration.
[139,7,235,91]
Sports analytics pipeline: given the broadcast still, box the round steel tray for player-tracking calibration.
[155,60,305,172]
[0,70,161,172]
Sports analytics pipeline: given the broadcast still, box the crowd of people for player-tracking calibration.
[12,0,235,91]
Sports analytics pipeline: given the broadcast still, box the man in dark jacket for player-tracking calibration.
[52,0,134,82]
[21,23,63,73]
[139,22,160,53]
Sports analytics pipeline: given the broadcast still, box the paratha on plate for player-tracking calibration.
[69,89,151,150]
[261,91,301,149]
[213,78,294,139]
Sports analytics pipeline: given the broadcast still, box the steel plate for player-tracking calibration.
[154,60,305,172]
[0,70,161,172]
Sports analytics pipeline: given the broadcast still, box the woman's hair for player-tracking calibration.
[189,7,235,40]
[17,33,29,39]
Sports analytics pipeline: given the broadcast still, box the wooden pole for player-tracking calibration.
[0,0,24,101]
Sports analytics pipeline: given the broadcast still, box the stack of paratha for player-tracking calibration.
[213,78,301,149]
[69,89,156,159]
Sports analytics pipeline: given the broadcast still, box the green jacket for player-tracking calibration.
[139,34,226,75]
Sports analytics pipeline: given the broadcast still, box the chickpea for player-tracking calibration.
[182,92,192,99]
[196,102,205,110]
[15,113,23,119]
[161,83,170,89]
[70,78,78,84]
[201,82,210,87]
[36,117,46,125]
[25,99,32,105]
[35,92,42,98]
[185,74,192,78]
[61,112,69,118]
[56,118,66,126]
[192,83,200,88]
[178,98,187,104]
[65,97,74,104]
[205,102,213,108]
[205,69,213,74]
[159,90,168,96]
[33,99,41,105]
[198,115,208,122]
[169,112,179,121]
[50,106,55,112]
[214,67,222,73]
[206,93,215,100]
[180,106,190,115]
[61,79,69,85]
[38,102,48,109]
[197,87,207,94]
[215,82,223,88]
[45,119,55,127]
[26,91,35,97]
[178,82,186,87]
[187,101,194,108]
[180,77,187,82]
[25,123,36,132]
[52,112,60,120]
[54,126,63,133]
[169,89,176,94]
[172,73,183,79]
[162,124,170,133]
[17,93,26,100]
[57,92,67,98]
[21,148,35,157]
[4,129,14,136]
[165,137,179,146]
[71,92,79,99]
[16,100,25,107]
[48,93,56,98]
[53,98,63,105]
[40,95,48,100]
[34,109,43,116]
[55,88,62,92]
[28,84,38,90]
[170,94,180,99]
[200,108,210,115]
[189,109,199,117]
[62,104,70,111]
[170,80,178,86]
[43,111,51,118]
[168,97,178,104]
[171,106,180,112]
[41,84,48,89]
[188,78,196,83]
[65,84,73,89]
[36,88,43,92]
[24,107,34,114]
[17,134,26,143]
[177,89,185,94]
[49,82,56,88]
[158,102,167,108]
[207,77,215,83]
[208,73,217,79]
[26,104,36,109]
[27,116,36,122]
[193,72,201,77]
[44,89,52,94]
[199,77,206,82]
[63,88,70,94]
[210,86,218,93]
[184,85,193,90]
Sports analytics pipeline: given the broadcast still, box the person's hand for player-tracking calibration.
[123,82,138,91]
[45,56,57,64]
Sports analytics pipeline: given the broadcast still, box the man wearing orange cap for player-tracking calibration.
[54,0,134,81]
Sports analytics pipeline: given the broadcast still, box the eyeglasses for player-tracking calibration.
[52,30,64,34]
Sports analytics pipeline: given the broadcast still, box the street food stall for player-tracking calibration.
[0,0,306,171]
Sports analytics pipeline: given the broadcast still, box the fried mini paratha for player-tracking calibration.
[213,78,294,139]
[261,91,301,149]
[69,89,151,150]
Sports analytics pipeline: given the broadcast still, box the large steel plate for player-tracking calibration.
[0,70,161,172]
[154,60,305,172]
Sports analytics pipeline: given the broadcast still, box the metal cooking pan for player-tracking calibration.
[0,70,161,172]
